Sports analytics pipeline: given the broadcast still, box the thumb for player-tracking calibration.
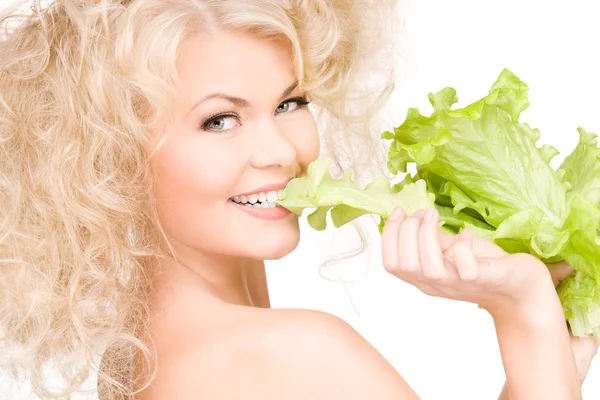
[437,230,457,252]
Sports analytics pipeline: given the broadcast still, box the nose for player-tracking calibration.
[250,117,298,170]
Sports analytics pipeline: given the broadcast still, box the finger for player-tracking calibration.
[571,336,600,382]
[397,211,425,273]
[437,230,456,252]
[381,207,406,273]
[547,261,574,287]
[439,230,507,258]
[441,228,465,261]
[412,209,425,218]
[451,229,479,281]
[418,208,447,280]
[571,336,600,359]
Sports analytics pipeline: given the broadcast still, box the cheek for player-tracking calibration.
[153,139,233,202]
[151,136,241,242]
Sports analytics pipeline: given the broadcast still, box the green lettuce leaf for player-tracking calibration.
[558,231,600,337]
[384,68,570,260]
[276,160,435,231]
[558,271,600,337]
[559,127,600,207]
[383,69,600,335]
[434,205,496,240]
[557,191,600,335]
[397,169,495,239]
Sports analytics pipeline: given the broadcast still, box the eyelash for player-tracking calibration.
[200,96,311,132]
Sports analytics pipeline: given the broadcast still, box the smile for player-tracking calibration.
[230,189,284,209]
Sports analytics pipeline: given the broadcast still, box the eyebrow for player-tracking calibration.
[190,80,299,113]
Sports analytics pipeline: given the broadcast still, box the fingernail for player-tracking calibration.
[412,209,425,218]
[389,208,404,220]
[423,208,435,222]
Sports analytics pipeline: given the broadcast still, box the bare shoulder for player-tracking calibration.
[248,308,418,399]
[143,305,418,400]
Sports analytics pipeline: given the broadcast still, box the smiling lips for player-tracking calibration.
[228,178,293,219]
[231,189,283,208]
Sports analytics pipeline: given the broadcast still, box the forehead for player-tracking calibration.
[177,30,297,102]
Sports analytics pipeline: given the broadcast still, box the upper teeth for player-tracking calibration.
[231,190,283,206]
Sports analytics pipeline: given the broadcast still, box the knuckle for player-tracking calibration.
[398,218,417,235]
[383,261,399,274]
[423,270,445,281]
[459,272,478,282]
[451,241,468,253]
[400,262,421,273]
[405,216,422,227]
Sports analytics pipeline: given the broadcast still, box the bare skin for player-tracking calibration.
[139,259,417,399]
[139,254,597,400]
[497,262,600,400]
[134,29,596,399]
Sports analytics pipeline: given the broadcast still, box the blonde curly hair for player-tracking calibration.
[0,0,399,398]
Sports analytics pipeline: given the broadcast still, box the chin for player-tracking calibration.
[251,230,300,260]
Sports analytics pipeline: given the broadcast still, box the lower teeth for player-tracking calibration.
[238,201,275,208]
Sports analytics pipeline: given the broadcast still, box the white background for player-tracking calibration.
[1,0,599,399]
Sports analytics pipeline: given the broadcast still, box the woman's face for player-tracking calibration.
[151,30,319,262]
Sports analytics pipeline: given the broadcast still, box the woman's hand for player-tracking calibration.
[381,207,555,318]
[548,261,600,384]
[382,206,582,399]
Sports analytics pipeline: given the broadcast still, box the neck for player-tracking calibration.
[155,242,271,308]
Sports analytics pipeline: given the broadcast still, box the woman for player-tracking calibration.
[0,0,596,399]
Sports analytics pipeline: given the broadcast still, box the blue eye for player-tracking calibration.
[202,114,240,132]
[275,97,310,114]
[276,101,297,113]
